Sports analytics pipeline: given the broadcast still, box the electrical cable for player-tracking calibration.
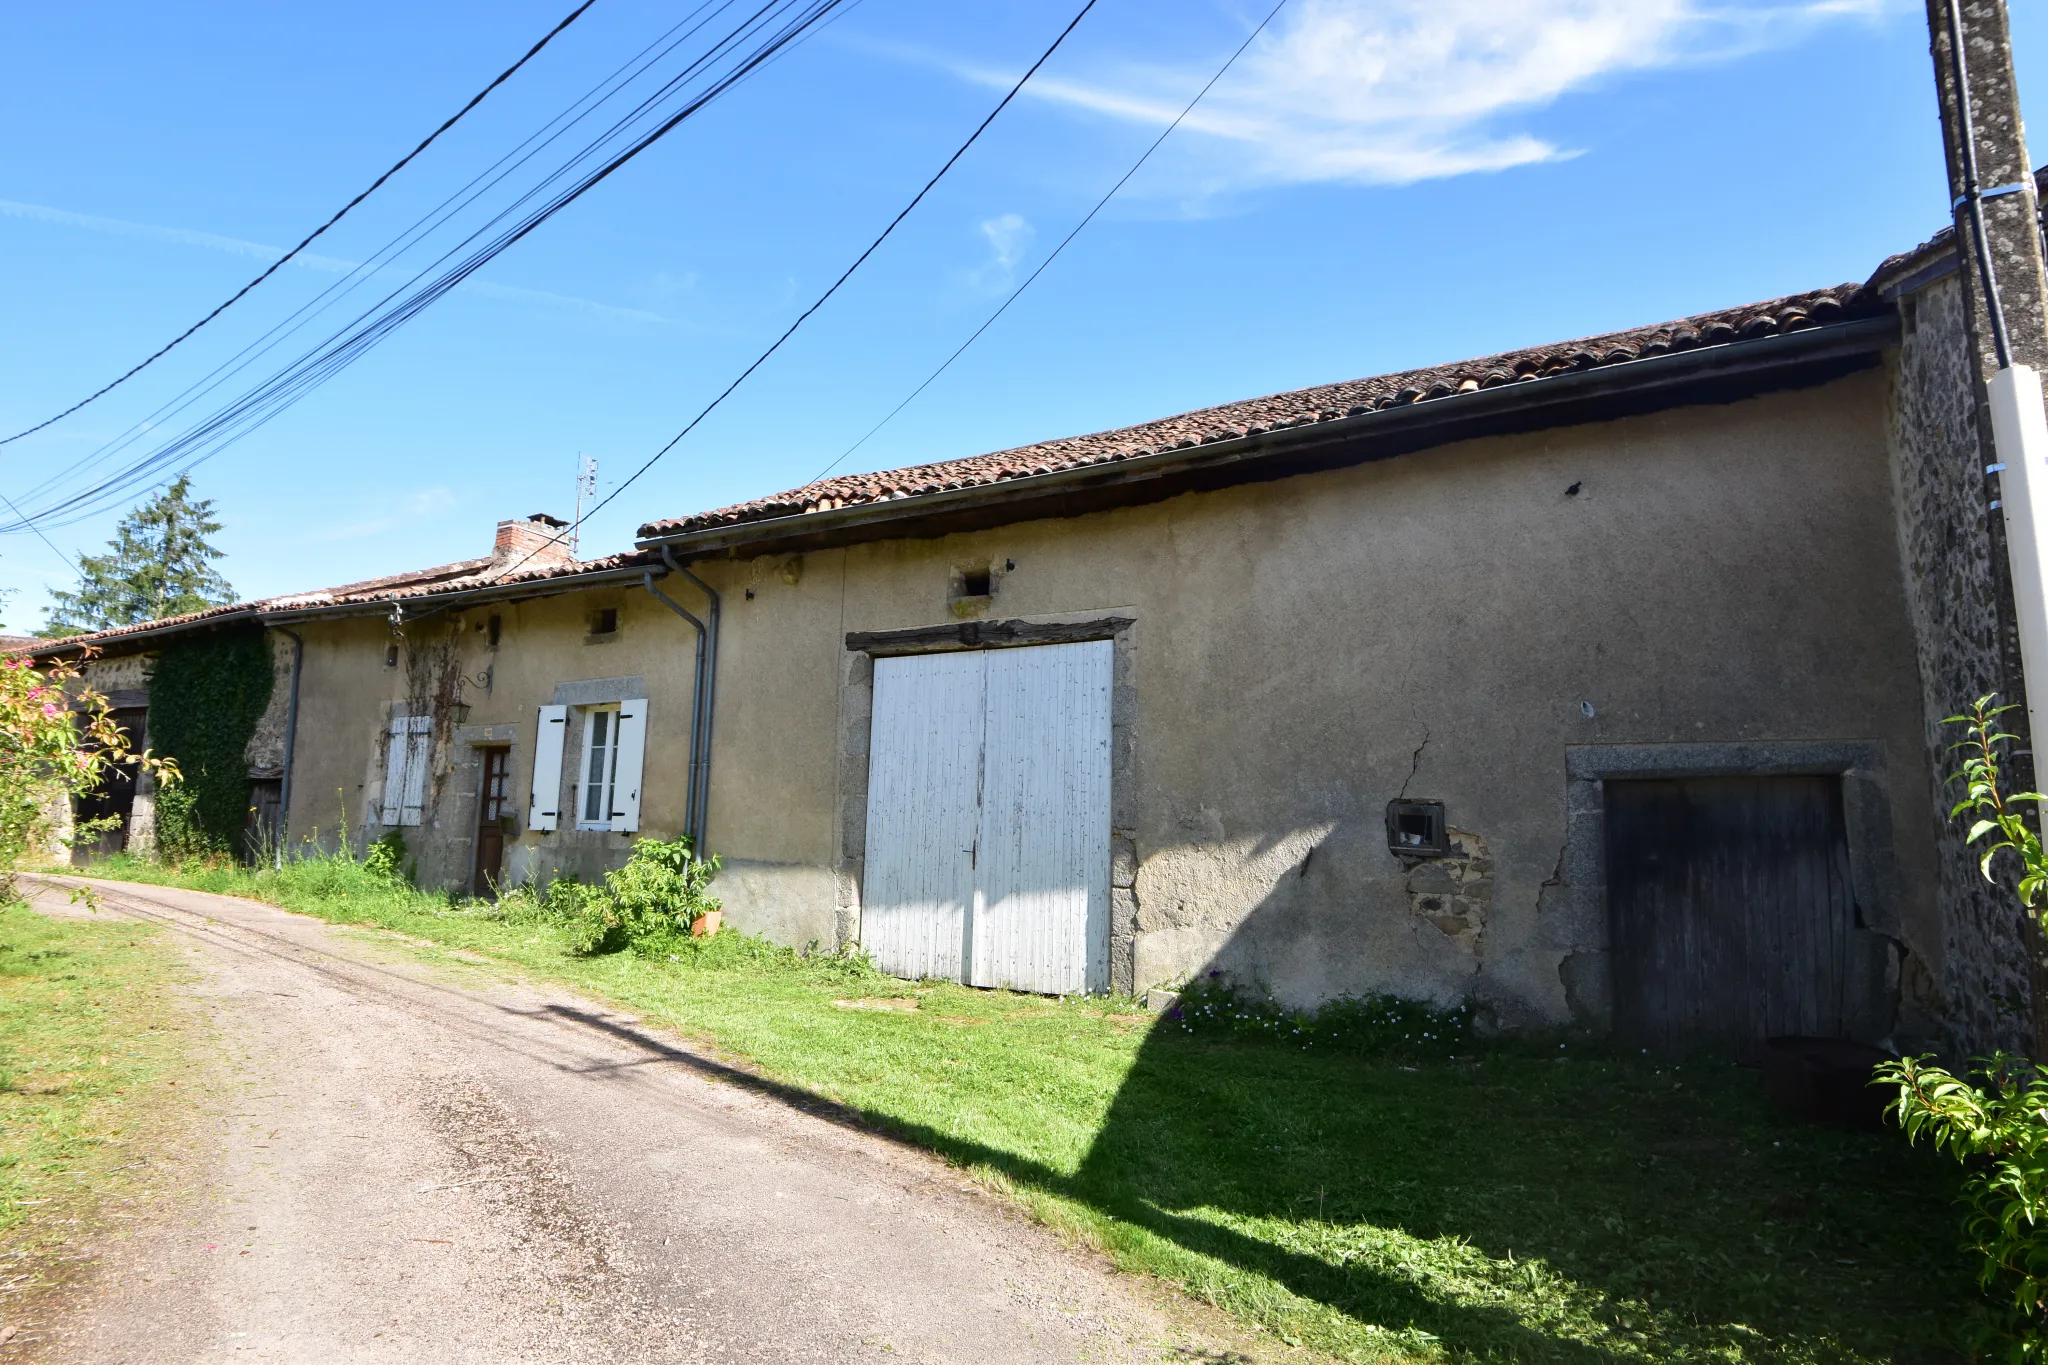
[0,487,77,575]
[6,0,742,514]
[0,0,602,446]
[806,0,1289,489]
[0,0,847,534]
[495,0,1104,578]
[1945,0,2013,369]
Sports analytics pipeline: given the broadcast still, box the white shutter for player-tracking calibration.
[529,704,569,831]
[379,716,408,825]
[611,699,647,833]
[398,717,432,826]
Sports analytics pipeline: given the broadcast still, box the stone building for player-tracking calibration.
[24,227,2031,1054]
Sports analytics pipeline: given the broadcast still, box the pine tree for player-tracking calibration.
[39,474,235,636]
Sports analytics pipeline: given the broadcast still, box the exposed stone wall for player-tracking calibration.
[242,632,298,778]
[1886,272,2033,1053]
[80,653,148,698]
[1405,829,1492,954]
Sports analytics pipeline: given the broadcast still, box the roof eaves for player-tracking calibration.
[640,310,1899,558]
[637,283,1881,543]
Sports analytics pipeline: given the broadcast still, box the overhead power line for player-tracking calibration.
[0,0,601,447]
[5,0,749,520]
[808,0,1291,487]
[0,0,849,535]
[500,0,1105,577]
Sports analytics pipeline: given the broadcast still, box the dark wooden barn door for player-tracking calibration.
[1605,775,1890,1056]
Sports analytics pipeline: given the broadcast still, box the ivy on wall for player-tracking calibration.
[149,628,274,858]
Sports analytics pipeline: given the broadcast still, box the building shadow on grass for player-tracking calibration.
[1062,1013,1968,1362]
[550,987,1966,1362]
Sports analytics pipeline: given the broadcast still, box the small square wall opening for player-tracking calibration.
[589,607,618,636]
[1386,799,1448,857]
[384,644,400,669]
[960,568,992,598]
[486,614,502,648]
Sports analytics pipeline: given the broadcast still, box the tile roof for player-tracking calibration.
[17,549,653,656]
[637,283,1884,541]
[18,277,1892,657]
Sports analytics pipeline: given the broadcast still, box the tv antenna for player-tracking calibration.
[572,453,598,557]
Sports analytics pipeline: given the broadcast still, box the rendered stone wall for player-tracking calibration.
[1886,271,2035,1054]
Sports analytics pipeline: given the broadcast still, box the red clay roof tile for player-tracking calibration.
[636,283,1882,541]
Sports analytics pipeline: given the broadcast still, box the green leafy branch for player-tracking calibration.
[1950,695,2048,915]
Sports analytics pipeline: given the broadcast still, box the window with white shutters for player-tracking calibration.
[379,715,432,827]
[565,701,650,833]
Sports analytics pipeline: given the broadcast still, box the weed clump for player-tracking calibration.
[1169,974,1472,1057]
[361,830,411,885]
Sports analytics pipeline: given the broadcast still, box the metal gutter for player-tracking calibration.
[256,562,656,627]
[20,563,662,661]
[637,315,1900,559]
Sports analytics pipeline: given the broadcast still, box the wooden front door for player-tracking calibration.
[1605,775,1892,1056]
[472,747,512,895]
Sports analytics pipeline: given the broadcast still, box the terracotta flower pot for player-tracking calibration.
[690,910,723,939]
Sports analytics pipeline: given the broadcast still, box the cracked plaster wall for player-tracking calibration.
[213,368,1938,1027]
[689,369,1940,1023]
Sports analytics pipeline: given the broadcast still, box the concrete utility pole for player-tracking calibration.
[1927,0,2048,1052]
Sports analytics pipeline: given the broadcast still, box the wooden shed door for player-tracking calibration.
[863,641,1112,994]
[1606,775,1890,1055]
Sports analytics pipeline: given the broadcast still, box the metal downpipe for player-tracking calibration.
[661,546,721,856]
[641,570,708,849]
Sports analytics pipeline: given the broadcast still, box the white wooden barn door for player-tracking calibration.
[863,640,1111,994]
[862,651,986,984]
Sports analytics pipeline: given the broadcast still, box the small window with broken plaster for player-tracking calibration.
[1386,799,1448,857]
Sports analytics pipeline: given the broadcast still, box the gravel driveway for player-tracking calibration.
[16,876,1248,1365]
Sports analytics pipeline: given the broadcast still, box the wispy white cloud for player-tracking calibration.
[972,212,1035,288]
[402,486,457,517]
[0,199,669,322]
[902,0,1887,190]
[314,485,459,543]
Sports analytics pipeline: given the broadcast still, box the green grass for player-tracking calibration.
[78,852,1972,1363]
[0,890,190,1281]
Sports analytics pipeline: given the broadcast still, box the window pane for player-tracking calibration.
[583,712,613,823]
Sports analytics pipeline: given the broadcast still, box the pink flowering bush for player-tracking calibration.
[0,649,174,888]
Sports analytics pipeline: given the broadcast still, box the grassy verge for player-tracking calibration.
[0,889,191,1314]
[77,852,1970,1363]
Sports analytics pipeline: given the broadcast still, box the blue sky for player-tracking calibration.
[0,0,2040,626]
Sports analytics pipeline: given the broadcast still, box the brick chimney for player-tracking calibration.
[491,513,575,575]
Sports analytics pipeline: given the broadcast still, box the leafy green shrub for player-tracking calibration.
[1170,975,1473,1056]
[500,836,722,956]
[1878,696,2048,1359]
[0,650,167,884]
[1881,1052,2048,1358]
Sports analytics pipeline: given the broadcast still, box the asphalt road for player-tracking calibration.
[18,876,1245,1365]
